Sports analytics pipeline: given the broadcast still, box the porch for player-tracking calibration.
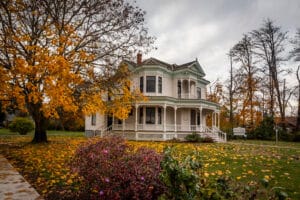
[85,125,226,142]
[109,105,221,133]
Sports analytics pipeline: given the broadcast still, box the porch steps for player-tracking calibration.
[201,133,223,143]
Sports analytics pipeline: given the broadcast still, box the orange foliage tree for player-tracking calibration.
[0,0,153,142]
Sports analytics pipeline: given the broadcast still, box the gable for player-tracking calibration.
[190,61,206,77]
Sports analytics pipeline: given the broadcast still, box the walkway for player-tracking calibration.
[0,154,42,200]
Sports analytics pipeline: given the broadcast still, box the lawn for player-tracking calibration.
[0,129,299,199]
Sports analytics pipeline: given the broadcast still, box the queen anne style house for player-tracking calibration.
[85,54,226,142]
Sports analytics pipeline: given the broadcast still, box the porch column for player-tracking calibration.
[163,104,166,132]
[212,111,215,127]
[218,112,220,128]
[112,115,114,130]
[199,107,203,129]
[135,105,138,131]
[214,111,217,127]
[174,106,177,132]
[143,106,146,125]
[188,78,190,99]
[122,119,125,132]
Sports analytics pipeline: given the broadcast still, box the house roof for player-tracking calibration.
[124,57,206,76]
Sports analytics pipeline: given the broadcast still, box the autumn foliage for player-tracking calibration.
[71,137,164,199]
[0,0,152,142]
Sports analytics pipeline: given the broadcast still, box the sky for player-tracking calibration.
[133,0,300,82]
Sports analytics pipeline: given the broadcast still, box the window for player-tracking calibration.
[140,76,144,92]
[129,108,133,116]
[177,80,181,98]
[146,76,156,92]
[139,107,143,124]
[157,107,162,124]
[146,107,155,124]
[158,76,162,93]
[197,112,200,125]
[197,87,201,99]
[91,114,96,126]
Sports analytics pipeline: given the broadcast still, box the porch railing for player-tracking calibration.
[86,124,227,142]
[178,93,200,99]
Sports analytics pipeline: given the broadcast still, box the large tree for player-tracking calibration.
[251,19,288,128]
[230,34,260,130]
[290,29,300,131]
[0,0,153,142]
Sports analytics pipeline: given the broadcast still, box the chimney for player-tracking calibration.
[137,52,142,65]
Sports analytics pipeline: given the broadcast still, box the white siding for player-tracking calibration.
[180,109,190,127]
[85,113,105,131]
[166,107,175,124]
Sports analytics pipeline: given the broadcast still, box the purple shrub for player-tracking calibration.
[71,137,164,200]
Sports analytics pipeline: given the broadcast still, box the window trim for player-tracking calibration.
[178,80,182,98]
[146,76,156,93]
[197,87,201,99]
[146,107,155,124]
[91,114,96,126]
[157,107,162,124]
[158,76,162,93]
[140,76,144,93]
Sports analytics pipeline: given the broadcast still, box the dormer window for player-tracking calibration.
[146,76,156,92]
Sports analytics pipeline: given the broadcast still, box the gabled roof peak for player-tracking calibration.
[124,56,206,76]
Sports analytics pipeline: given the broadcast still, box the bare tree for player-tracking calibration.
[230,34,260,130]
[290,29,300,131]
[296,66,300,131]
[251,19,288,128]
[228,52,235,131]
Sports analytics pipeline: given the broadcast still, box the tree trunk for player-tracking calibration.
[297,66,300,131]
[229,54,234,132]
[32,119,48,143]
[32,116,48,143]
[29,103,48,143]
[297,85,300,131]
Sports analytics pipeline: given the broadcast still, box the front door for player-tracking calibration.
[107,116,113,130]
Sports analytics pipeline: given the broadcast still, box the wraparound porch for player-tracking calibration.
[108,105,221,132]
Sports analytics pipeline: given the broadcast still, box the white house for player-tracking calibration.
[85,54,226,142]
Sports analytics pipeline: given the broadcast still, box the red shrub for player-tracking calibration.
[71,137,164,200]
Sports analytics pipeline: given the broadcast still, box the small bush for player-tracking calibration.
[185,132,201,142]
[8,117,34,135]
[160,146,202,200]
[293,132,300,142]
[71,137,165,199]
[201,136,214,143]
[254,116,275,140]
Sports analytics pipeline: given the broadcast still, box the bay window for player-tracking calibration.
[146,76,156,92]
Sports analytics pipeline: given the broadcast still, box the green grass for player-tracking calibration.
[0,128,84,137]
[230,139,300,148]
[0,132,299,199]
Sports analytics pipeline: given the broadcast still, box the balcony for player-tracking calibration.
[178,93,200,99]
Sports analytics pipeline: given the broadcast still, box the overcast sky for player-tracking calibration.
[133,0,300,82]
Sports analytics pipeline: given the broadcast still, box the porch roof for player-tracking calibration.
[135,96,220,110]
